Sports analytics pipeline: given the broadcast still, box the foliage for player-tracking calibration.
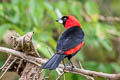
[0,0,120,80]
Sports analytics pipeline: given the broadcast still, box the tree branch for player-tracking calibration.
[99,16,120,22]
[82,9,120,22]
[0,47,120,80]
[0,32,41,80]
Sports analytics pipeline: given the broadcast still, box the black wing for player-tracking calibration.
[56,27,84,52]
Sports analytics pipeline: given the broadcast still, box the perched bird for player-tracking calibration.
[42,15,84,70]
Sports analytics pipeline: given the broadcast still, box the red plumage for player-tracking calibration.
[65,15,81,29]
[64,41,84,55]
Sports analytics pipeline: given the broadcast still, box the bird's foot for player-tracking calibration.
[63,64,68,71]
[70,65,76,71]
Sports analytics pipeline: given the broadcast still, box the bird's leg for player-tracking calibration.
[63,60,67,70]
[69,59,76,70]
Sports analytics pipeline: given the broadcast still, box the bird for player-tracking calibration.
[42,15,84,70]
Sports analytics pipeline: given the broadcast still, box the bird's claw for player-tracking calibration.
[63,64,68,71]
[70,65,76,71]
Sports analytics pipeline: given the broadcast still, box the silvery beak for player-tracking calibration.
[56,18,63,24]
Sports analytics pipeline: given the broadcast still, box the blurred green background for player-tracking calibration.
[0,0,120,80]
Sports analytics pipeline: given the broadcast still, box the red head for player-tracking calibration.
[56,15,81,29]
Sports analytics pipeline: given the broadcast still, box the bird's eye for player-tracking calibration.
[64,17,67,20]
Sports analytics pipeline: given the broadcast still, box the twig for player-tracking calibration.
[79,61,83,69]
[47,46,53,56]
[0,54,12,70]
[0,47,120,80]
[16,59,24,73]
[99,16,120,22]
[40,69,45,74]
[79,61,94,80]
[39,69,45,80]
[0,57,17,79]
[63,73,65,80]
[42,77,49,80]
[56,68,61,75]
[56,72,65,80]
[82,10,120,22]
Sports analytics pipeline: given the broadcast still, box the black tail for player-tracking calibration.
[42,53,66,70]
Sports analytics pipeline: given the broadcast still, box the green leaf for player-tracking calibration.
[29,0,44,26]
[83,61,99,71]
[0,24,9,42]
[111,63,120,73]
[70,2,83,21]
[98,63,113,73]
[56,1,70,15]
[42,1,57,21]
[76,51,84,61]
[96,23,113,51]
[85,0,99,15]
[34,40,54,58]
[10,24,24,35]
[48,38,57,50]
[82,22,99,47]
[85,0,99,21]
